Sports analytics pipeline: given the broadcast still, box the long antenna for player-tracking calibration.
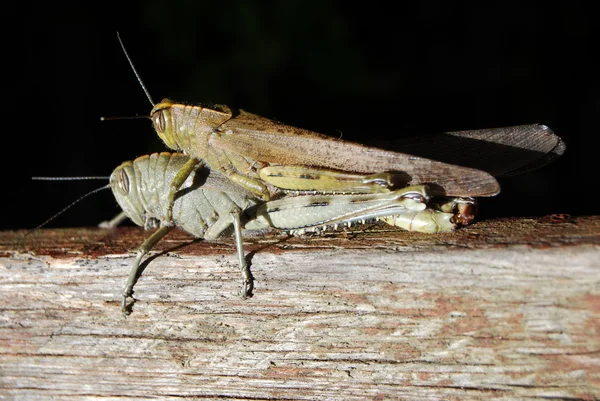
[117,32,155,106]
[32,176,110,181]
[100,115,150,122]
[25,185,110,236]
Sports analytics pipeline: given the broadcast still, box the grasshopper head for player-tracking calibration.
[150,99,178,150]
[110,161,146,226]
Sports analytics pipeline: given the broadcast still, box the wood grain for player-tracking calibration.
[1,216,599,400]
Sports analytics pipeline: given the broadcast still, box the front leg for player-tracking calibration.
[122,225,173,316]
[166,157,203,223]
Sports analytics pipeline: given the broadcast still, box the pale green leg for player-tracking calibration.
[259,165,392,194]
[167,158,202,223]
[382,209,456,233]
[209,148,271,200]
[231,211,253,298]
[221,169,271,201]
[122,225,173,316]
[205,211,253,298]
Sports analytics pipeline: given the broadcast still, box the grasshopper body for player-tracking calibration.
[111,152,259,238]
[110,152,261,314]
[110,153,473,314]
[150,100,501,200]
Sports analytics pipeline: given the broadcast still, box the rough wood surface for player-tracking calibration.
[1,216,599,400]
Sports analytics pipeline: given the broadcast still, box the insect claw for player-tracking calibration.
[121,294,132,318]
[239,280,248,299]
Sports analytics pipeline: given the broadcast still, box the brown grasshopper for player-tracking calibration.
[110,152,473,315]
[110,34,504,227]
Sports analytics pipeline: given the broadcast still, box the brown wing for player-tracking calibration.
[210,110,500,197]
[369,124,565,177]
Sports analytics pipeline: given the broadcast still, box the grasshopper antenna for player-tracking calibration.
[32,176,110,180]
[26,178,111,236]
[117,32,155,107]
[99,115,150,122]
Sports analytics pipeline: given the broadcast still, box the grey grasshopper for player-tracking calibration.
[110,152,472,315]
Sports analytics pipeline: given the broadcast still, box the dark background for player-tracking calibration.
[5,2,598,230]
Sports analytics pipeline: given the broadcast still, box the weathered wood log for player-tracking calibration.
[1,216,599,400]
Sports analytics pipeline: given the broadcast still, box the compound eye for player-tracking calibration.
[153,110,166,133]
[118,169,130,194]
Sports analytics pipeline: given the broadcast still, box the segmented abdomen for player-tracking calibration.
[132,152,258,238]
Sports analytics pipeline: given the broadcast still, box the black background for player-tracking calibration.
[5,2,598,230]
